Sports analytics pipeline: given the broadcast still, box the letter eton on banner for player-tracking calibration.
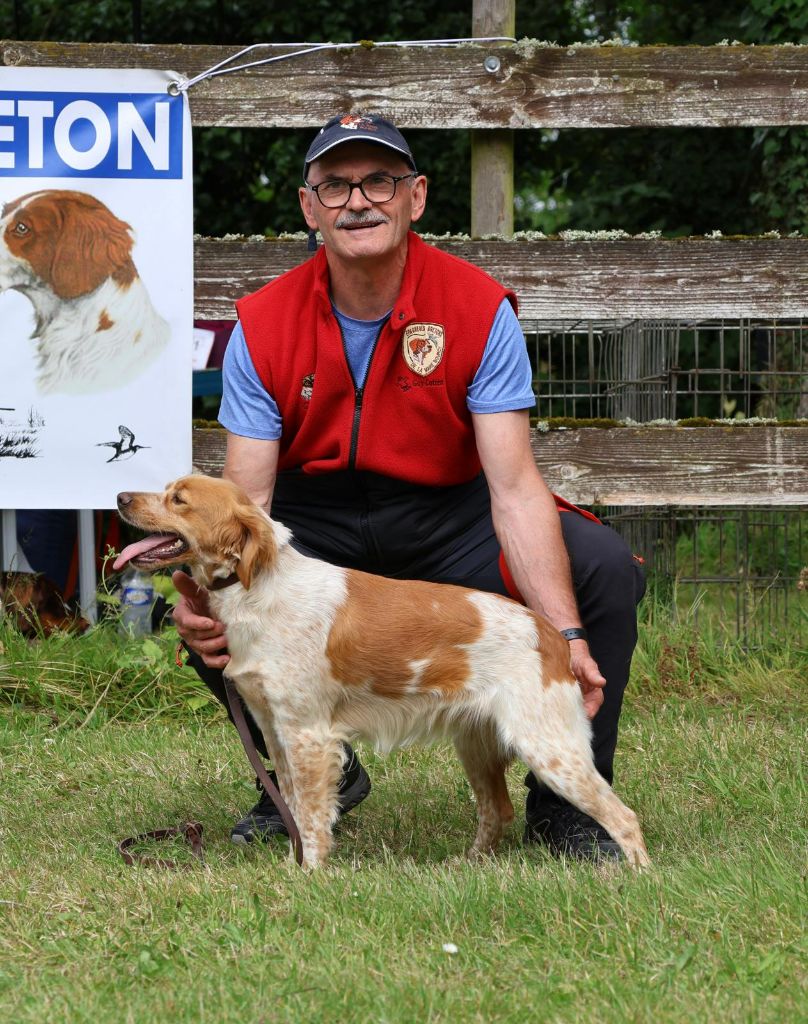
[0,68,193,508]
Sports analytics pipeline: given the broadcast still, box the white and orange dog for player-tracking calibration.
[0,189,168,394]
[116,476,650,869]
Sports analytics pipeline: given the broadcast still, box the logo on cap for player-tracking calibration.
[339,115,379,132]
[402,323,445,377]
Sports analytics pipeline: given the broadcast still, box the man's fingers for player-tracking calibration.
[172,609,219,635]
[202,652,231,669]
[571,659,606,690]
[171,585,223,633]
[569,650,606,719]
[194,633,229,654]
[583,688,605,719]
[172,569,204,602]
[191,626,227,642]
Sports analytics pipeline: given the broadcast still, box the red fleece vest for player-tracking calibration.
[237,231,516,486]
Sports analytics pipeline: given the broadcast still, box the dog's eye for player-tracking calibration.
[172,493,185,505]
[12,222,30,236]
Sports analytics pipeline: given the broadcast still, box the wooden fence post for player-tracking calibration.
[471,0,515,237]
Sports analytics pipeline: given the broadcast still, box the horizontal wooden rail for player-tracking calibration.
[192,425,808,506]
[3,41,808,128]
[193,235,808,320]
[528,425,808,506]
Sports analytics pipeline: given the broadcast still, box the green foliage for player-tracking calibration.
[514,126,765,237]
[741,0,808,234]
[0,616,220,723]
[748,125,808,234]
[741,0,808,41]
[510,0,803,237]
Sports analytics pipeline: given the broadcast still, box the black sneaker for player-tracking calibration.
[230,747,371,845]
[524,799,624,862]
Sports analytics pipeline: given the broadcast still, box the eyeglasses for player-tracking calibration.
[306,172,417,208]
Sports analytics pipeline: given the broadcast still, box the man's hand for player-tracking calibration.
[568,638,606,719]
[171,570,230,669]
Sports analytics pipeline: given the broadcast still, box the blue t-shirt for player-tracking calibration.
[219,297,535,440]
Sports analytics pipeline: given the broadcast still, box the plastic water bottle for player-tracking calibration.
[119,567,154,637]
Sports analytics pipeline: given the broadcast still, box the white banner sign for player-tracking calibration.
[0,67,193,509]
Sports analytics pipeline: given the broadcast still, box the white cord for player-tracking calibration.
[169,37,516,94]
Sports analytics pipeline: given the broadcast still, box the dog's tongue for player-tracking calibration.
[113,535,176,570]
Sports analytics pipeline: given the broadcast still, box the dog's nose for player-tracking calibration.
[117,492,133,510]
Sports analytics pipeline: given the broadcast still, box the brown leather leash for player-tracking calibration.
[119,652,304,868]
[118,822,204,869]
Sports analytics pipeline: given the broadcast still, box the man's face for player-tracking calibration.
[299,141,427,263]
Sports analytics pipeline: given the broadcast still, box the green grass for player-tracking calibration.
[1,610,806,1023]
[0,617,215,724]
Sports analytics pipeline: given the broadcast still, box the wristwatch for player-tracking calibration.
[560,627,588,643]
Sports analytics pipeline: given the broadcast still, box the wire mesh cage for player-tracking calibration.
[601,505,806,645]
[525,317,807,421]
[524,318,808,643]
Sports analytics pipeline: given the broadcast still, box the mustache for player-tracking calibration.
[335,210,390,229]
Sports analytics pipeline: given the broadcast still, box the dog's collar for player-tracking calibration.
[208,572,240,592]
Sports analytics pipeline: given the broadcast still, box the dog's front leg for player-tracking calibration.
[273,725,345,868]
[256,711,294,813]
[234,689,297,813]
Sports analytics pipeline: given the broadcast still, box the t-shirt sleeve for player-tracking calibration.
[217,321,283,440]
[466,298,536,414]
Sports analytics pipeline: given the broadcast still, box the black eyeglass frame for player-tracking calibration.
[305,172,418,208]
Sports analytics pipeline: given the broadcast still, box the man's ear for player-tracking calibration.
[409,175,428,224]
[299,185,320,231]
[235,505,277,589]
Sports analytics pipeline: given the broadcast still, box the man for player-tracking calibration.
[174,113,645,859]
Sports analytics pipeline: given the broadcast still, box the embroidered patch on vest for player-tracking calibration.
[301,373,314,401]
[402,323,445,377]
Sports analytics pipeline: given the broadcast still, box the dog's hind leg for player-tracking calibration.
[497,682,650,868]
[537,755,649,868]
[453,725,514,858]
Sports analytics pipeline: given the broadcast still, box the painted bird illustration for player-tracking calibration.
[96,424,150,463]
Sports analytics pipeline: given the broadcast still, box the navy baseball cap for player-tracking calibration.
[304,114,416,179]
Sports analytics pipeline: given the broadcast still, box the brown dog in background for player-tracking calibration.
[0,572,88,637]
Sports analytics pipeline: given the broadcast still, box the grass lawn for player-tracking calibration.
[1,620,806,1023]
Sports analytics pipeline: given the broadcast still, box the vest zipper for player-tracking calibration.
[338,320,387,470]
[348,386,364,468]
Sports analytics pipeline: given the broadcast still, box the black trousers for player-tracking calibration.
[188,472,646,806]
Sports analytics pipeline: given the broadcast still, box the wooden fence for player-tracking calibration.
[5,40,808,128]
[2,34,807,527]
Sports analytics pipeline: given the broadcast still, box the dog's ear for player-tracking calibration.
[50,194,134,299]
[234,504,277,590]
